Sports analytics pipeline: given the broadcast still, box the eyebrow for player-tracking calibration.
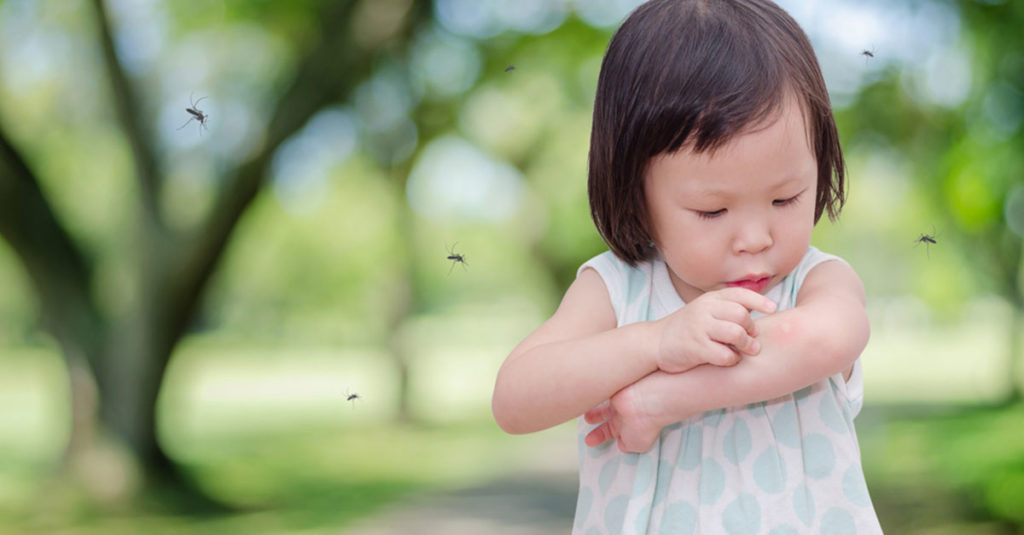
[691,175,806,200]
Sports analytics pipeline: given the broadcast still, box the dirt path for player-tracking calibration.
[338,425,580,534]
[337,470,578,535]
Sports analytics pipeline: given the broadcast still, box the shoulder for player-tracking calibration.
[560,248,659,331]
[565,266,615,323]
[578,250,660,323]
[504,262,618,361]
[513,253,622,353]
[790,246,848,285]
[577,250,632,287]
[569,251,626,329]
[796,248,865,307]
[792,250,869,380]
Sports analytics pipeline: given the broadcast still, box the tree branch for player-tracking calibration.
[88,0,164,231]
[0,123,105,364]
[161,0,434,343]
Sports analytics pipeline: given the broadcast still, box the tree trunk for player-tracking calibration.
[2,0,436,507]
[387,158,419,425]
[388,288,416,424]
[61,357,99,469]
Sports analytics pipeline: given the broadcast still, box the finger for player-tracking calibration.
[714,287,777,315]
[584,402,611,424]
[709,322,760,356]
[618,436,651,454]
[703,340,741,366]
[711,302,759,336]
[586,423,614,447]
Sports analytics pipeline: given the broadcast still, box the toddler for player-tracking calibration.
[492,0,883,533]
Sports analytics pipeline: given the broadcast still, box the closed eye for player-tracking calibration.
[773,192,802,207]
[697,208,726,220]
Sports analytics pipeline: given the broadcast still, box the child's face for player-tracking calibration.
[644,96,817,303]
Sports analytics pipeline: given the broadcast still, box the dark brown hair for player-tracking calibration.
[588,0,846,265]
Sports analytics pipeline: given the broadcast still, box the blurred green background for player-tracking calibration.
[0,0,1022,533]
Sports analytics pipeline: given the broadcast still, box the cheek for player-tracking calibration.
[658,220,714,255]
[783,199,816,232]
[665,234,720,277]
[776,210,815,257]
[785,214,814,238]
[649,206,688,244]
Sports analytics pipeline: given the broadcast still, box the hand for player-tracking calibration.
[654,287,776,372]
[583,381,665,454]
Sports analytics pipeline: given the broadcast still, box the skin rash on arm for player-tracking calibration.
[639,259,869,425]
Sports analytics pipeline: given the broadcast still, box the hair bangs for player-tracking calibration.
[588,0,846,265]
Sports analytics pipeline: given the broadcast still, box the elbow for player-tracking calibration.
[815,305,870,374]
[492,351,565,435]
[491,389,512,433]
[491,403,518,435]
[491,395,529,435]
[491,376,528,435]
[770,304,869,377]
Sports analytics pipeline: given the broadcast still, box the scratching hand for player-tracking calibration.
[654,287,776,373]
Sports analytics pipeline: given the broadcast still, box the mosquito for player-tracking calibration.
[177,93,209,134]
[861,47,876,65]
[446,243,468,276]
[914,227,938,258]
[504,65,516,72]
[345,388,361,407]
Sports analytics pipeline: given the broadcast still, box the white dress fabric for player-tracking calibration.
[572,246,883,535]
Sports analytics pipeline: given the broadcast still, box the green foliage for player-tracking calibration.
[204,155,405,342]
[837,0,1024,313]
[861,404,1024,531]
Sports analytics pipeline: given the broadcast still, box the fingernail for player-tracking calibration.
[750,340,761,354]
[765,299,777,312]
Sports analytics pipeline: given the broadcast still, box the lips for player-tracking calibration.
[725,276,771,293]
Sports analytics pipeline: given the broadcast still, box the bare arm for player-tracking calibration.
[492,268,660,435]
[492,265,773,435]
[585,260,869,450]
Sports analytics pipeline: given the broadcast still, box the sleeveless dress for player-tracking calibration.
[572,246,883,535]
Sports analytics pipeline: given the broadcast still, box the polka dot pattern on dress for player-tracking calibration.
[722,493,761,535]
[699,458,726,505]
[802,433,836,480]
[753,446,787,494]
[819,394,848,435]
[604,495,629,532]
[723,420,753,465]
[661,501,697,535]
[821,507,857,535]
[570,248,882,535]
[677,425,703,470]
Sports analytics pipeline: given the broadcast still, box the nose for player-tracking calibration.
[732,220,773,255]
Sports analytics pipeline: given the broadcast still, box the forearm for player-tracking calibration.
[637,305,867,426]
[493,321,659,434]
